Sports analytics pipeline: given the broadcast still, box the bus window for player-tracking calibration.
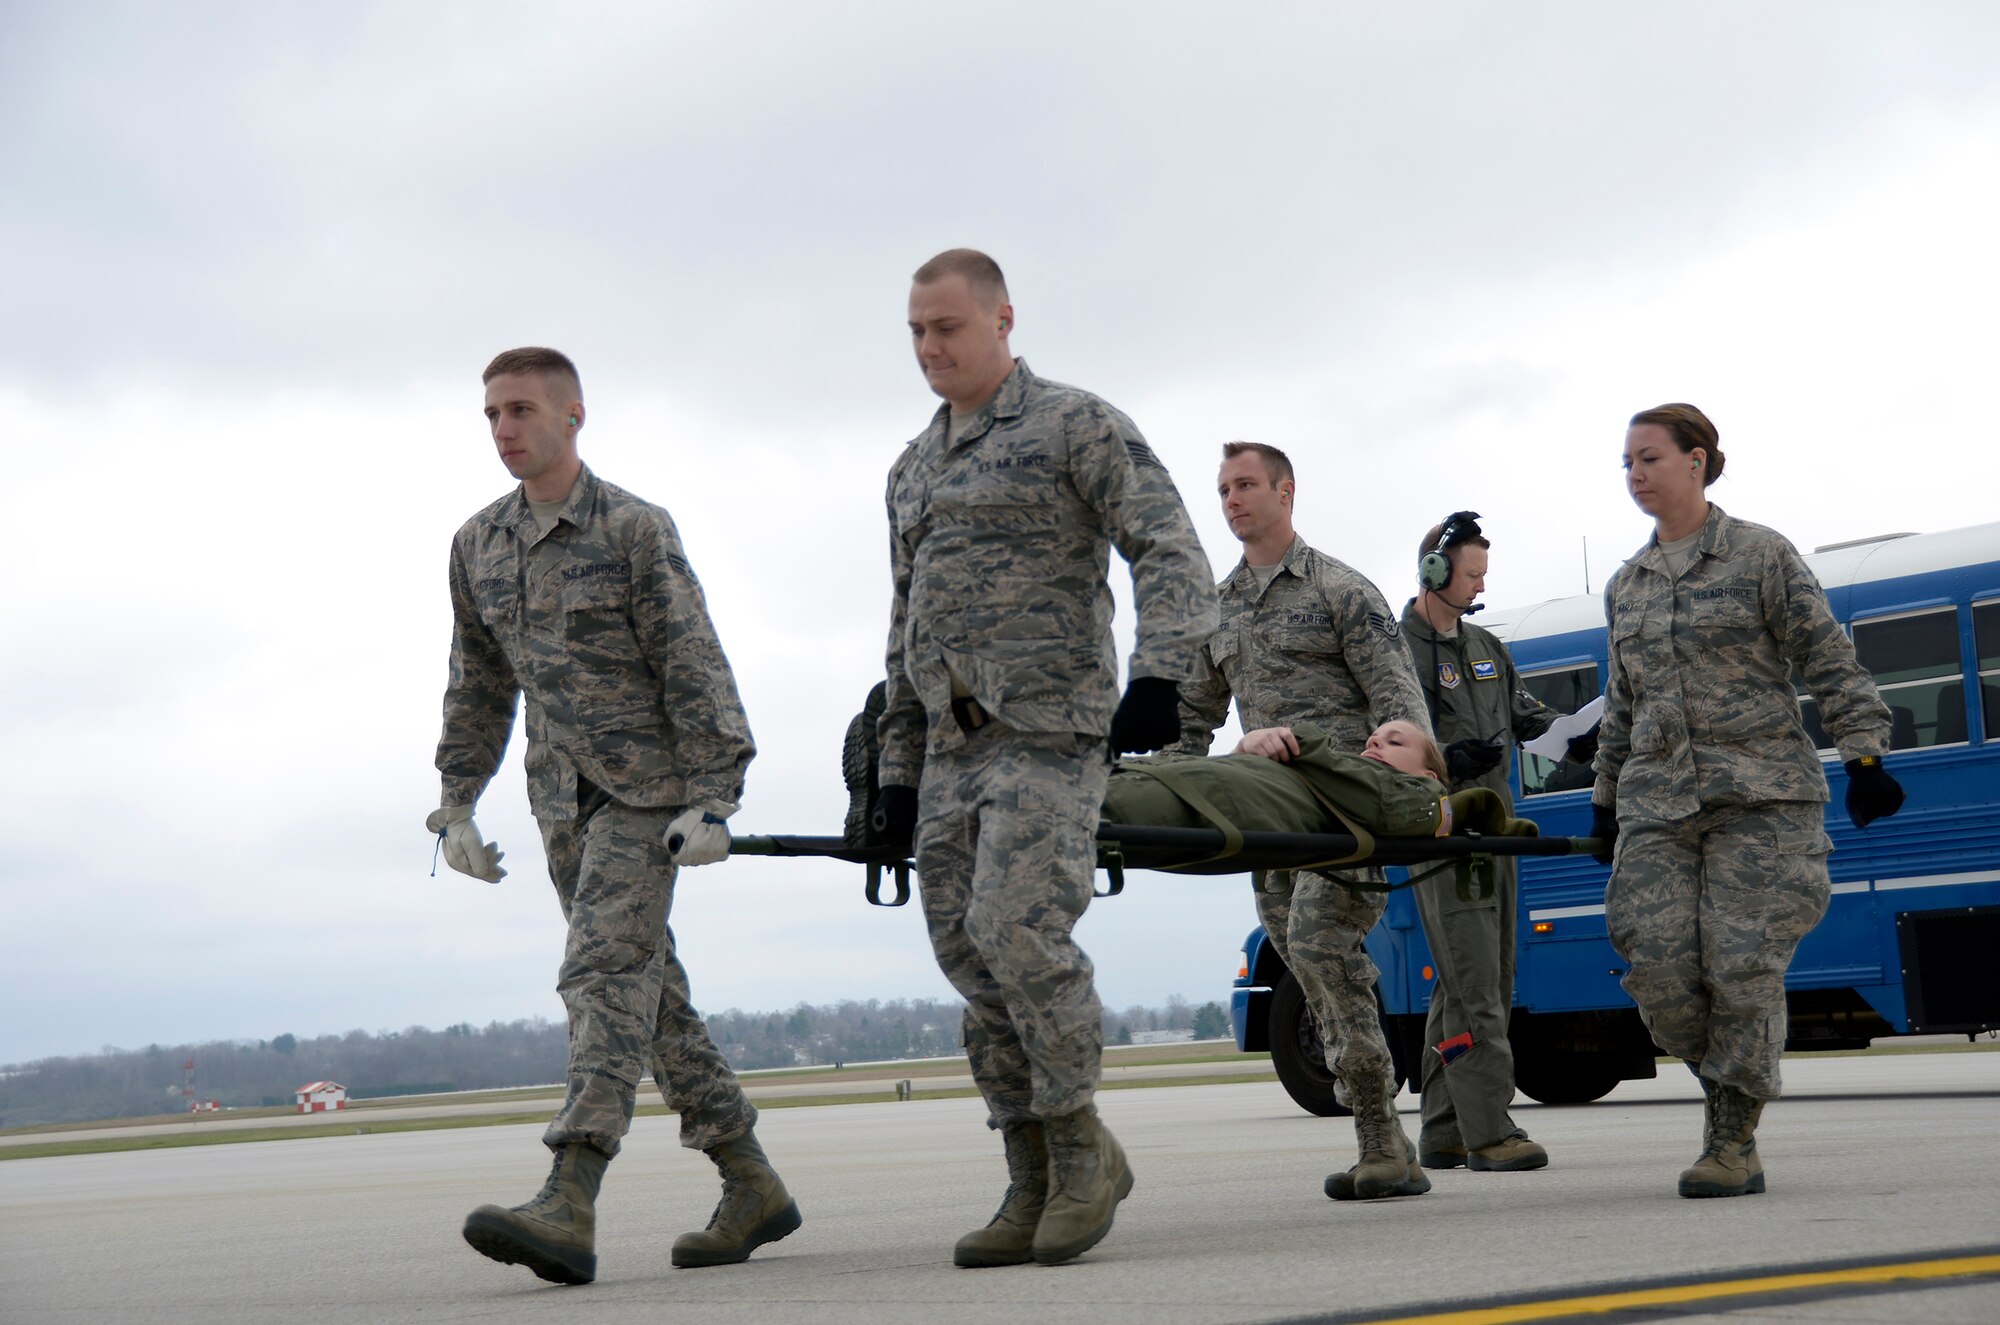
[1517,664,1600,796]
[1852,608,1962,750]
[1974,600,2000,740]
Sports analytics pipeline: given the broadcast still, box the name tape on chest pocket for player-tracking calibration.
[972,452,1051,475]
[561,561,633,582]
[1471,659,1498,681]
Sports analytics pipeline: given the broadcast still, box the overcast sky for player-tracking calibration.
[5,2,1999,1066]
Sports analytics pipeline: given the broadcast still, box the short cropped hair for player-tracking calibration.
[483,346,583,404]
[1221,440,1294,488]
[1630,402,1725,486]
[912,248,1010,308]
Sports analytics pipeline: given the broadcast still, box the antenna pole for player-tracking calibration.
[1583,536,1590,595]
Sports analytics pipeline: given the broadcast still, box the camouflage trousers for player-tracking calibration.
[536,786,756,1157]
[916,725,1110,1123]
[1414,857,1522,1152]
[1255,866,1394,1091]
[1606,800,1831,1101]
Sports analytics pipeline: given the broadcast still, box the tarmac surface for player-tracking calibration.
[3,1050,1997,1324]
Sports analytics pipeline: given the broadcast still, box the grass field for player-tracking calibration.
[0,1041,1275,1162]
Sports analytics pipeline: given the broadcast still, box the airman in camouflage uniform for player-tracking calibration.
[438,348,798,1284]
[1173,442,1433,1202]
[1596,404,1901,1199]
[1400,514,1564,1175]
[877,250,1217,1267]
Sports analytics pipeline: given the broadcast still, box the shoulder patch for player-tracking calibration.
[1124,437,1163,469]
[1367,610,1400,640]
[665,552,695,579]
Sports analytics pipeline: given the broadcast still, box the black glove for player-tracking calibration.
[1565,722,1600,766]
[1444,737,1505,782]
[1588,803,1619,866]
[1108,677,1182,756]
[1844,756,1905,829]
[870,785,918,855]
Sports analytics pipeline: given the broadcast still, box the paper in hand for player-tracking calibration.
[1523,695,1606,761]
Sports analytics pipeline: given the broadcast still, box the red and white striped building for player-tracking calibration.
[295,1081,348,1113]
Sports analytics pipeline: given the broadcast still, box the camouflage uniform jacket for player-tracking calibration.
[1171,535,1429,756]
[1400,600,1556,802]
[436,464,754,820]
[878,359,1218,788]
[1592,504,1890,820]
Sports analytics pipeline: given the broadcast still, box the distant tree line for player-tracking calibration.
[0,996,1231,1127]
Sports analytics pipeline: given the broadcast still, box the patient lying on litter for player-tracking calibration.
[1100,719,1536,841]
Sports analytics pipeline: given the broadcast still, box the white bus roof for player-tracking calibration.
[1481,518,2000,646]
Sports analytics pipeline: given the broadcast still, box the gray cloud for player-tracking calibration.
[5,2,2000,1063]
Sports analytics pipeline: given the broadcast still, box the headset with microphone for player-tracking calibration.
[1419,510,1485,614]
[1421,509,1493,740]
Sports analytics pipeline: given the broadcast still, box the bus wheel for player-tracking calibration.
[1513,1050,1622,1105]
[1268,971,1344,1116]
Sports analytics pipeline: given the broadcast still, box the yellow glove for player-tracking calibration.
[425,804,507,883]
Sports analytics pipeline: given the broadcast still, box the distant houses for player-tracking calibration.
[295,1081,348,1113]
[1128,1029,1194,1046]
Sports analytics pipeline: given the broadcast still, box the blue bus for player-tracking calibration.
[1234,519,2000,1114]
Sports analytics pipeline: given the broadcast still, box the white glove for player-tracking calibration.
[664,800,736,867]
[425,804,507,883]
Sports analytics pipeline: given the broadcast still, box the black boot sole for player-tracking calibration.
[1679,1173,1766,1198]
[840,683,887,844]
[954,1242,1037,1268]
[1325,1167,1432,1200]
[462,1210,596,1285]
[1467,1152,1549,1172]
[672,1200,804,1268]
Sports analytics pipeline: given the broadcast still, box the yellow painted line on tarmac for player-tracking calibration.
[1358,1252,2000,1325]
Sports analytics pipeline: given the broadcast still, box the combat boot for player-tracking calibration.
[1325,1073,1431,1200]
[1417,1142,1468,1170]
[1686,1060,1717,1147]
[462,1142,610,1285]
[840,682,888,847]
[671,1129,803,1267]
[1467,1133,1549,1172]
[1679,1083,1765,1198]
[1031,1105,1134,1265]
[953,1121,1049,1268]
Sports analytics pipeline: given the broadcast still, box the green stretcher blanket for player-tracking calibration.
[728,701,1566,906]
[1100,724,1534,870]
